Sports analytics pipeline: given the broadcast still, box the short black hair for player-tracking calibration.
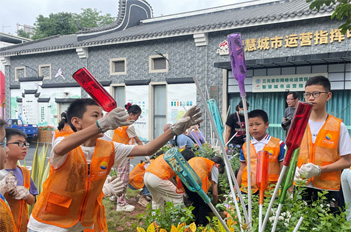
[287,92,299,99]
[5,128,27,140]
[125,103,142,115]
[235,100,250,112]
[305,75,330,92]
[248,109,269,123]
[67,98,99,132]
[181,149,195,161]
[210,156,225,174]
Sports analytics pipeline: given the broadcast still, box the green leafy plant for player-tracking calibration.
[38,126,54,131]
[137,202,195,231]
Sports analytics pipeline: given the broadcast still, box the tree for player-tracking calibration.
[74,8,115,28]
[31,8,116,40]
[32,13,78,40]
[17,29,32,39]
[307,0,351,34]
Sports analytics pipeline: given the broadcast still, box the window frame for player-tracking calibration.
[149,54,169,73]
[15,66,26,81]
[110,58,127,75]
[39,64,52,80]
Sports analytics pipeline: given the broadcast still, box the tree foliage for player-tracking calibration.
[31,8,116,40]
[17,29,32,39]
[307,0,351,34]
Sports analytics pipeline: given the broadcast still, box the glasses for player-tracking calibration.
[7,141,29,148]
[0,137,6,149]
[304,91,329,98]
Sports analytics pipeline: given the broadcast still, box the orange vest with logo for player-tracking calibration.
[145,154,175,180]
[129,163,146,189]
[54,126,74,139]
[176,157,215,194]
[112,126,135,145]
[32,139,115,228]
[0,196,16,232]
[241,137,281,193]
[4,166,30,232]
[297,115,342,190]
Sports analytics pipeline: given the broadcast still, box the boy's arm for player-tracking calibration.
[212,181,218,204]
[128,129,174,156]
[55,107,133,156]
[25,194,35,205]
[54,123,102,156]
[134,136,143,145]
[129,106,202,157]
[320,155,351,174]
[237,162,246,187]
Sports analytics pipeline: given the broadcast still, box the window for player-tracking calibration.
[110,58,126,75]
[113,86,125,106]
[152,84,166,139]
[15,67,26,81]
[39,64,51,79]
[149,54,168,73]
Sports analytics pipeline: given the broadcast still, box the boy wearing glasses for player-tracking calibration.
[295,75,351,213]
[0,120,18,231]
[4,128,38,231]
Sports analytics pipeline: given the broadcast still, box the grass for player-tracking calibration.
[104,188,147,232]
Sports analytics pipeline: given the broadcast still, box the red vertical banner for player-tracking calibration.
[0,71,5,119]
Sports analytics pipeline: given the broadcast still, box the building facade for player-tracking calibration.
[0,0,350,141]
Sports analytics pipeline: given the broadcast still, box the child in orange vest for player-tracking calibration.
[144,149,195,210]
[294,75,351,213]
[27,98,202,232]
[237,109,285,194]
[0,119,17,232]
[4,128,38,232]
[112,103,143,212]
[53,111,74,140]
[177,156,225,226]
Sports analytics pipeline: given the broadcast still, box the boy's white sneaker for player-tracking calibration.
[116,204,135,212]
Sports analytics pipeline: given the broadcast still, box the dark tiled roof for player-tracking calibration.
[0,0,334,56]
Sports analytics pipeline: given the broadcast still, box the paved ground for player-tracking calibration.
[24,141,144,170]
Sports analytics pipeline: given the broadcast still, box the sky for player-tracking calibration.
[0,0,248,35]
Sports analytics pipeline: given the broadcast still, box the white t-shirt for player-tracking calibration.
[307,120,351,190]
[28,137,134,232]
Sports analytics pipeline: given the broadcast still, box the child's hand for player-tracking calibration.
[10,186,30,200]
[97,107,134,132]
[0,172,17,194]
[299,163,321,179]
[171,106,202,135]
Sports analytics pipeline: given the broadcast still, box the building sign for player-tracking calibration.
[252,73,328,92]
[217,29,351,55]
[126,85,149,141]
[167,84,197,124]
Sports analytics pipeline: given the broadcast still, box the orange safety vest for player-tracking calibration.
[297,115,342,190]
[129,163,146,189]
[176,157,215,194]
[83,201,108,232]
[32,139,115,228]
[4,166,30,232]
[0,196,16,232]
[54,126,74,139]
[145,154,175,180]
[241,137,281,193]
[112,126,135,145]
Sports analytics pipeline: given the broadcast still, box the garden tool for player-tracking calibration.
[293,217,304,232]
[193,76,247,230]
[207,99,224,144]
[73,67,117,112]
[256,151,269,230]
[261,102,312,232]
[228,33,252,226]
[163,147,230,232]
[271,148,300,232]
